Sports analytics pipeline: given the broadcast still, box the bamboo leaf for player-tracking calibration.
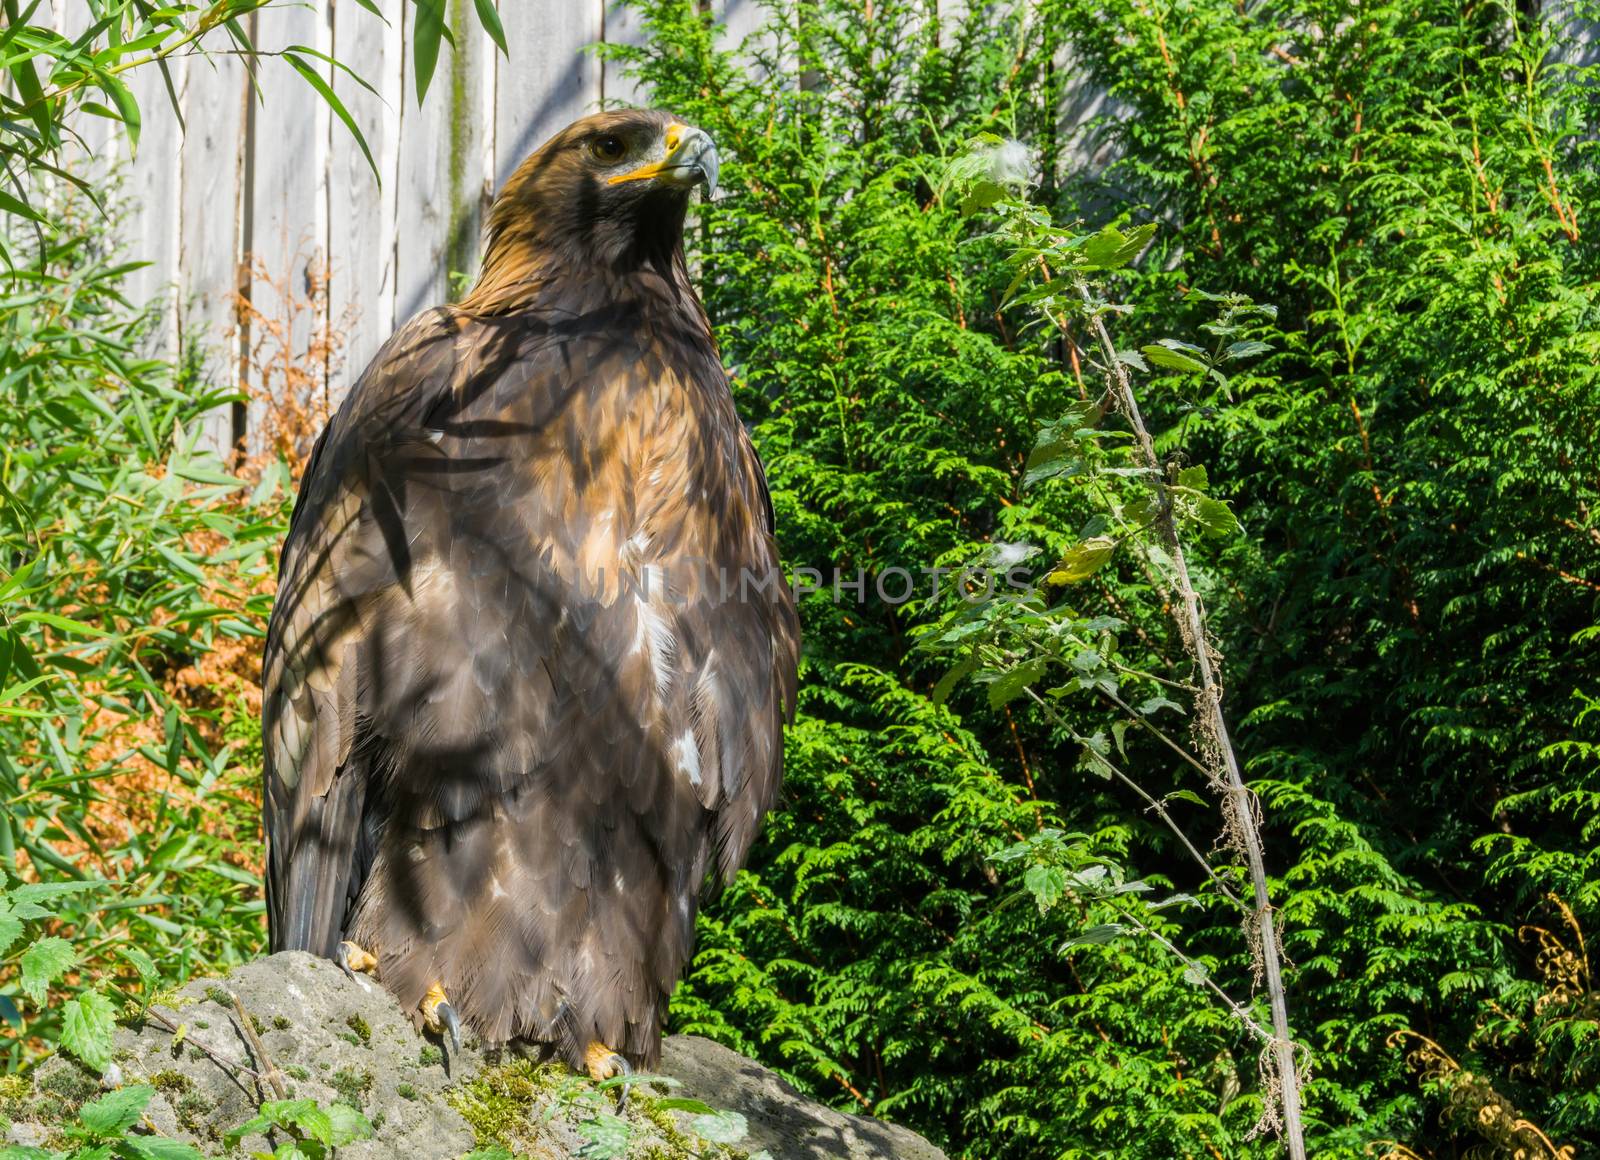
[412,0,447,107]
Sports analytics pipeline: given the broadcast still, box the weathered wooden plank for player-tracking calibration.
[244,1,328,455]
[603,0,651,110]
[122,54,184,340]
[177,50,248,454]
[715,0,783,80]
[1546,1,1600,69]
[493,0,602,187]
[1056,43,1130,194]
[326,0,401,406]
[393,0,490,325]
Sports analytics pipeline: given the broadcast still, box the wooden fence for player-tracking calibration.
[45,1,1598,455]
[51,0,779,453]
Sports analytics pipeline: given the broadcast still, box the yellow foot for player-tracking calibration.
[336,940,378,979]
[420,982,461,1051]
[584,1041,634,1111]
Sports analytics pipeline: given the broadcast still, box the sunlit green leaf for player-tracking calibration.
[60,990,117,1072]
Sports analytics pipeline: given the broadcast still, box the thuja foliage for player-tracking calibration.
[613,0,1600,1157]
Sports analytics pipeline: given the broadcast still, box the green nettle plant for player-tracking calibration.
[926,139,1307,1155]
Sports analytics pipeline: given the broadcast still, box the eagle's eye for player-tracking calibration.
[589,135,627,164]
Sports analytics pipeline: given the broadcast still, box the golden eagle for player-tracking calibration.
[261,110,800,1083]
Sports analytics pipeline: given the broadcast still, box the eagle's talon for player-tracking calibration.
[421,983,461,1051]
[337,941,378,981]
[584,1042,633,1112]
[437,1001,461,1052]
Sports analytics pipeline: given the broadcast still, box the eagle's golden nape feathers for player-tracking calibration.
[262,107,799,1081]
[464,109,720,316]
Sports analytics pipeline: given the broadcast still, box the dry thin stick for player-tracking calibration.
[1079,283,1309,1159]
[122,994,261,1084]
[1024,686,1247,913]
[230,991,288,1100]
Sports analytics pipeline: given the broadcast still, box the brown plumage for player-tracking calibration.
[261,109,800,1071]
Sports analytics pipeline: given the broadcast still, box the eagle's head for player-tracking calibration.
[470,109,718,304]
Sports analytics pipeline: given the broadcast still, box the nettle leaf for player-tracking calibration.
[1023,864,1066,913]
[1148,892,1201,912]
[77,1084,154,1138]
[20,934,75,1004]
[959,179,1007,216]
[575,1112,633,1158]
[1070,648,1103,673]
[1223,339,1271,361]
[9,881,101,905]
[1049,536,1116,583]
[121,1138,207,1160]
[1024,447,1083,487]
[652,1097,719,1115]
[987,658,1047,709]
[323,1102,373,1147]
[265,1099,333,1145]
[121,946,157,986]
[0,1143,55,1159]
[0,901,22,959]
[1078,734,1115,780]
[1081,222,1156,269]
[1061,923,1128,949]
[1176,464,1209,491]
[60,990,117,1072]
[1138,694,1185,717]
[688,1109,749,1144]
[1140,340,1209,374]
[1193,497,1241,538]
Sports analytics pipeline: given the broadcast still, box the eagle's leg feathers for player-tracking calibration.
[420,982,461,1051]
[336,941,379,981]
[583,1041,634,1112]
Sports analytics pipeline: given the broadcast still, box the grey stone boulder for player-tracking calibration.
[661,1036,948,1160]
[3,952,947,1160]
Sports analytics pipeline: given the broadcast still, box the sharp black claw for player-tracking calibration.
[336,945,355,981]
[437,1000,461,1052]
[610,1053,633,1113]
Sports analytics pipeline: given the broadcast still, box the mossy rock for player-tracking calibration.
[2,954,944,1159]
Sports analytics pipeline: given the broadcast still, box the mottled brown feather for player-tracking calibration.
[262,110,800,1070]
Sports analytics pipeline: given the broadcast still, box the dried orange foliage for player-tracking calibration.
[234,248,356,478]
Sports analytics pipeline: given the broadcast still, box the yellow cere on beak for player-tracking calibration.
[607,122,717,194]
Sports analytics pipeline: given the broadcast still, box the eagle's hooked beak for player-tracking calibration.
[607,122,720,197]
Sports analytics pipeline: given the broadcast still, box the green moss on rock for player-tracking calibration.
[329,1067,374,1108]
[445,1058,564,1150]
